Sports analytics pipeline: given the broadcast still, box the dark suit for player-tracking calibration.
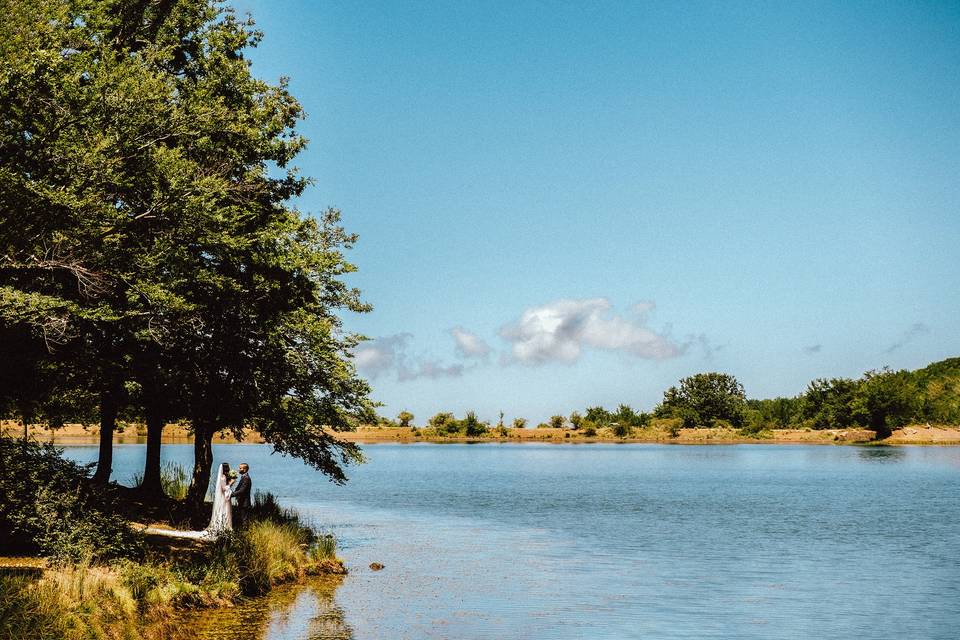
[232,473,252,526]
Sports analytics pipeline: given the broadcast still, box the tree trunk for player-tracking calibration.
[187,425,214,507]
[140,406,164,494]
[92,390,118,483]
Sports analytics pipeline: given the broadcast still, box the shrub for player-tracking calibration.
[0,437,143,561]
[611,422,633,438]
[396,411,415,428]
[248,491,312,535]
[512,417,527,429]
[666,420,681,438]
[549,415,565,429]
[427,412,458,434]
[462,411,488,437]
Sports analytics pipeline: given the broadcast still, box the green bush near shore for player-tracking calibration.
[0,437,143,562]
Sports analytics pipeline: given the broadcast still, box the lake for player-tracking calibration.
[61,443,960,639]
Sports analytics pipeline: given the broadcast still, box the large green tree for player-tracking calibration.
[0,0,373,497]
[655,372,747,427]
[800,378,859,430]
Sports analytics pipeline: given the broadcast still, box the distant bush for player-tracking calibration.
[611,422,633,438]
[462,411,488,437]
[427,412,459,434]
[512,417,527,429]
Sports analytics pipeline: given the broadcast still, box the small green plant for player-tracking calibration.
[512,417,527,429]
[159,462,189,500]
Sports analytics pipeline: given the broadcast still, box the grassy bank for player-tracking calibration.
[0,437,345,640]
[1,521,344,640]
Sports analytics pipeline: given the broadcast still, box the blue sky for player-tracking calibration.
[233,0,960,423]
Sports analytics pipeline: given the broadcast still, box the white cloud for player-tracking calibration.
[499,298,681,365]
[450,326,491,359]
[398,360,464,381]
[354,333,464,381]
[353,334,411,378]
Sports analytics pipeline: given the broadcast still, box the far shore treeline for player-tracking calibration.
[377,357,960,440]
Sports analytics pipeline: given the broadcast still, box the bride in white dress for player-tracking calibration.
[143,462,234,540]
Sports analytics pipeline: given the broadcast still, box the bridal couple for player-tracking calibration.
[207,461,252,534]
[145,462,251,540]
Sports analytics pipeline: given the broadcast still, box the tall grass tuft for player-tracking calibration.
[132,461,190,500]
[0,573,70,640]
[159,461,190,500]
[238,520,312,594]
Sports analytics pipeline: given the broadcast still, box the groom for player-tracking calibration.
[232,463,252,527]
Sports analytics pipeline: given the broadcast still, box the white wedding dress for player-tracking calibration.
[143,463,233,540]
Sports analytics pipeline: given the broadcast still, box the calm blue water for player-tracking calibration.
[62,443,960,639]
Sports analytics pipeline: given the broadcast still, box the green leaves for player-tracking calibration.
[656,372,747,427]
[0,0,373,483]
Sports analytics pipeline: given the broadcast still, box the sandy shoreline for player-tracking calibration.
[4,421,959,446]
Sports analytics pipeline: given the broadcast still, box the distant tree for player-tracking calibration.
[747,397,802,429]
[916,359,960,424]
[512,417,528,429]
[585,406,613,426]
[655,372,747,427]
[428,412,458,434]
[397,411,415,428]
[801,378,859,429]
[568,411,583,430]
[462,411,488,437]
[614,404,650,428]
[549,414,565,429]
[852,368,921,438]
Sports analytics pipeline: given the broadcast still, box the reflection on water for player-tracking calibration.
[856,445,908,462]
[184,578,352,640]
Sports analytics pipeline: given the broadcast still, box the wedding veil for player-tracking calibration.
[207,462,231,533]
